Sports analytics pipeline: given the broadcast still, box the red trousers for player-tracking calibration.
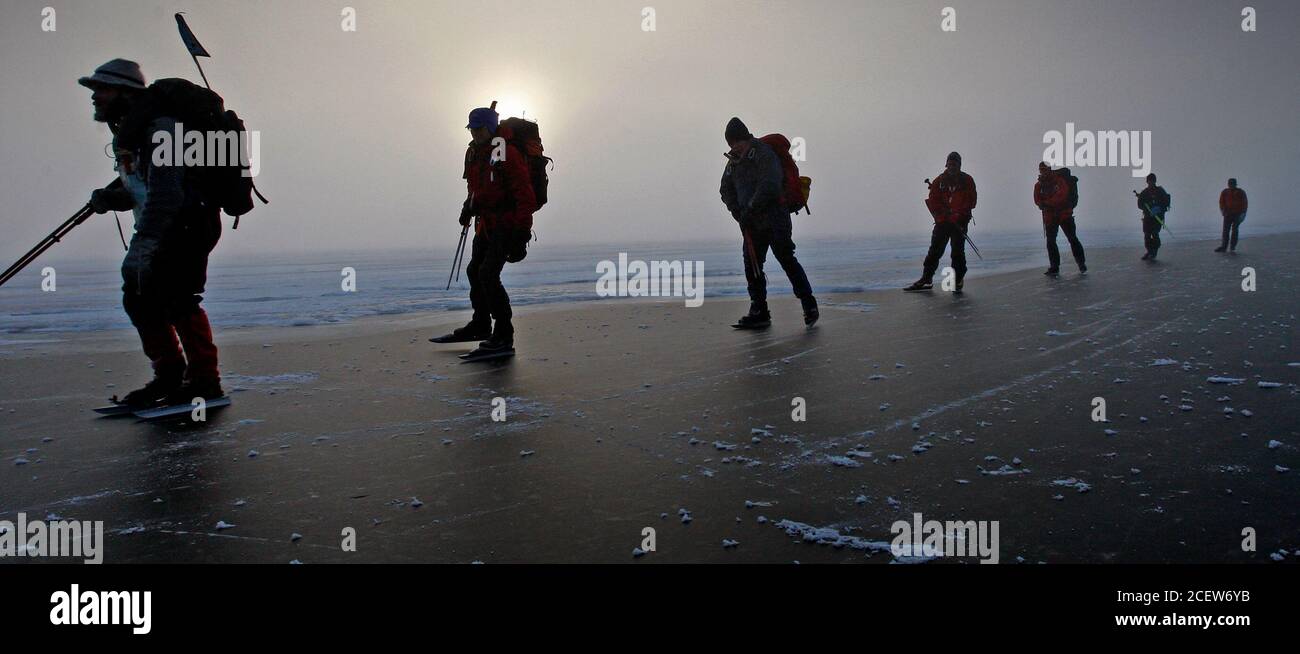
[123,293,219,382]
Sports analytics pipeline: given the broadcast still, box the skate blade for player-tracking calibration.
[429,334,488,344]
[133,396,232,421]
[459,349,515,362]
[93,403,139,417]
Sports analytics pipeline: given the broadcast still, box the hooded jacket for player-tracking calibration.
[720,138,785,229]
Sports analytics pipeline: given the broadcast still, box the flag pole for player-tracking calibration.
[175,13,212,89]
[190,53,211,89]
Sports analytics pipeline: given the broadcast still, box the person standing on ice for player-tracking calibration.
[904,151,977,293]
[81,59,224,408]
[719,117,817,329]
[1216,177,1247,253]
[1034,162,1086,276]
[1136,173,1170,261]
[429,105,536,359]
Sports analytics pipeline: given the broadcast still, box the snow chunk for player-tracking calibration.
[1052,478,1091,493]
[773,519,892,553]
[1207,376,1245,385]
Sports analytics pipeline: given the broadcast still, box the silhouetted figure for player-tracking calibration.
[81,59,224,408]
[905,152,977,292]
[1216,178,1247,252]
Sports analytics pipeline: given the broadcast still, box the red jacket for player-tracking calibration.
[1219,187,1247,215]
[1034,171,1073,224]
[463,130,536,233]
[927,170,977,223]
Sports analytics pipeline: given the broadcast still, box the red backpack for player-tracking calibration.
[497,116,551,209]
[758,133,811,214]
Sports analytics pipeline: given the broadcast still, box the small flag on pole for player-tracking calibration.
[175,13,212,88]
[175,13,210,57]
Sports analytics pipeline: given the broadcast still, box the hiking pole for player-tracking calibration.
[454,226,468,282]
[962,226,984,261]
[0,203,95,288]
[445,225,468,290]
[0,178,125,288]
[741,226,762,281]
[456,226,468,279]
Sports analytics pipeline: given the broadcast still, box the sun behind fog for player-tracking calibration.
[493,96,533,121]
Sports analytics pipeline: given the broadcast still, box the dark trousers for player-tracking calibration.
[121,213,221,383]
[742,215,814,313]
[921,221,967,282]
[1142,217,1162,255]
[466,229,512,340]
[1045,217,1086,269]
[1221,214,1242,249]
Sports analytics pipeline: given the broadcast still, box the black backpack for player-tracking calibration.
[116,78,266,224]
[1055,167,1080,209]
[498,116,551,209]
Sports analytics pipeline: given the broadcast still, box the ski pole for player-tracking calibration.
[0,203,95,288]
[742,226,762,281]
[455,225,469,279]
[446,225,468,290]
[963,227,983,261]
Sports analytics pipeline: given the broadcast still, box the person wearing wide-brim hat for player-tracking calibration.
[78,58,227,409]
[79,58,148,126]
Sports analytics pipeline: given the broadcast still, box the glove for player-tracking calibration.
[90,186,134,214]
[458,206,473,227]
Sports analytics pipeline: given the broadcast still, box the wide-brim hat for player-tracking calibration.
[78,58,146,90]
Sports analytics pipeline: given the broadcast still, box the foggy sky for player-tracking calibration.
[2,0,1297,263]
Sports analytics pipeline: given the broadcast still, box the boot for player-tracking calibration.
[121,367,185,409]
[734,304,772,329]
[801,297,819,326]
[1214,245,1227,253]
[479,332,514,350]
[164,377,225,406]
[903,279,933,292]
[462,334,516,361]
[431,320,492,343]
